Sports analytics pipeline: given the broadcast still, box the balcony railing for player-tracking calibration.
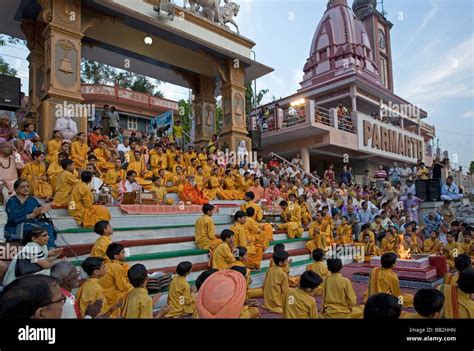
[81,84,179,111]
[262,105,305,133]
[314,106,331,126]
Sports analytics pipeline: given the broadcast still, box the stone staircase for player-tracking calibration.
[51,201,313,301]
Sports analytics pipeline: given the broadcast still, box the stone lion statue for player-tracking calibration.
[188,0,223,24]
[207,0,240,33]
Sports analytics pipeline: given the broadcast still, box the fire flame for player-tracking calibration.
[397,244,412,260]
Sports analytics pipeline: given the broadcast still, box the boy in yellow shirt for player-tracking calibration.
[283,270,323,319]
[321,258,359,318]
[76,257,119,317]
[90,220,113,259]
[262,250,290,313]
[211,229,237,270]
[306,248,328,295]
[121,263,165,319]
[443,254,471,286]
[100,243,132,316]
[363,293,402,319]
[165,261,196,318]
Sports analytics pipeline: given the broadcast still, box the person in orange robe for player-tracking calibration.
[180,175,208,205]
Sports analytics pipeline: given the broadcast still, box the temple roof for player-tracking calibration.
[300,0,380,90]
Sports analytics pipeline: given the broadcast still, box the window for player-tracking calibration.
[380,57,388,88]
[127,116,138,130]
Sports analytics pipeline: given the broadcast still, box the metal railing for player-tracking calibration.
[262,105,306,133]
[269,152,320,185]
[314,106,331,126]
[337,114,356,133]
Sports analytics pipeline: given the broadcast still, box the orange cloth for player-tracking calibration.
[196,270,246,319]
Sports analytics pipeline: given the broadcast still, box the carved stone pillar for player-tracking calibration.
[36,0,86,140]
[220,60,251,159]
[192,75,216,147]
[20,20,46,128]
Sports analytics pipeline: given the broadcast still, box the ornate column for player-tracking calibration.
[220,59,251,158]
[36,0,86,140]
[20,20,46,127]
[192,75,217,147]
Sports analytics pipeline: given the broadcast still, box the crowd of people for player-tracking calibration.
[0,115,472,319]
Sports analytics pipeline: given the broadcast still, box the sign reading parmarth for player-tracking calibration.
[357,115,424,162]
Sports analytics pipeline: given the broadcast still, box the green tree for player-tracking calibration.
[469,161,474,175]
[177,99,192,135]
[245,82,269,117]
[0,34,23,77]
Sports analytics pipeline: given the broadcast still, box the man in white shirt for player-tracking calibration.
[85,164,104,193]
[119,170,142,193]
[400,163,413,184]
[117,137,131,154]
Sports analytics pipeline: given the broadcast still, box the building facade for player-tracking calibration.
[81,84,179,137]
[256,0,436,179]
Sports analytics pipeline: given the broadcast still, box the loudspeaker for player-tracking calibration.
[428,178,441,201]
[250,130,262,150]
[415,180,428,201]
[0,75,21,111]
[415,179,441,201]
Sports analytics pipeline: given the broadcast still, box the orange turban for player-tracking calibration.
[196,270,246,319]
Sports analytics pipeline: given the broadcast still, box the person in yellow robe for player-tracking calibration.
[91,220,113,259]
[357,233,380,263]
[237,172,254,193]
[283,270,323,318]
[202,168,235,200]
[121,264,164,319]
[460,231,473,259]
[306,248,329,295]
[194,166,207,190]
[298,195,312,227]
[76,257,110,317]
[21,151,52,198]
[68,170,111,228]
[403,288,445,319]
[196,147,207,166]
[194,204,221,250]
[166,144,177,171]
[358,224,376,242]
[127,150,153,190]
[53,159,80,206]
[93,140,114,172]
[70,132,88,170]
[423,230,443,254]
[321,258,361,318]
[185,158,199,177]
[211,229,237,270]
[173,155,185,173]
[367,252,413,307]
[100,243,132,317]
[244,207,273,248]
[165,261,196,318]
[47,151,69,193]
[149,177,169,204]
[103,158,126,198]
[442,232,464,269]
[149,145,168,176]
[230,211,264,270]
[182,145,196,166]
[443,254,471,286]
[335,216,353,245]
[46,130,63,164]
[306,211,331,253]
[277,200,304,240]
[439,268,474,318]
[321,207,335,246]
[202,158,214,178]
[223,169,245,200]
[263,251,290,313]
[380,231,397,254]
[241,192,264,222]
[166,165,186,194]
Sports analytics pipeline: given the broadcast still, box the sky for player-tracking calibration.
[1,0,473,169]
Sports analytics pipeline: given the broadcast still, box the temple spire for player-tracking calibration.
[327,0,348,8]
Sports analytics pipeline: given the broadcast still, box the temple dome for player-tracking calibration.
[300,0,380,90]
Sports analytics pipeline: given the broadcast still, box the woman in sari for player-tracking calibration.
[4,179,57,248]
